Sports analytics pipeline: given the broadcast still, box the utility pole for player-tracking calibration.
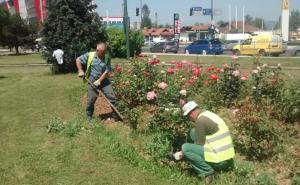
[235,5,237,29]
[242,6,245,34]
[123,0,130,59]
[140,0,143,28]
[211,0,214,23]
[229,5,231,31]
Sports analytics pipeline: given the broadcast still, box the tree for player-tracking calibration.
[290,10,300,31]
[274,15,281,30]
[107,28,144,58]
[0,7,10,46]
[1,14,34,54]
[141,4,152,28]
[254,17,265,30]
[42,0,106,73]
[245,14,254,25]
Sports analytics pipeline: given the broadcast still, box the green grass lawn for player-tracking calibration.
[0,54,45,65]
[0,66,183,185]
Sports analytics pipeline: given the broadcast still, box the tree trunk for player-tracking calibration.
[15,45,19,54]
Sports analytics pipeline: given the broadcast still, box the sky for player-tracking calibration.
[95,0,300,26]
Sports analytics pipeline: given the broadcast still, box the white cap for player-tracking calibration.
[182,101,198,116]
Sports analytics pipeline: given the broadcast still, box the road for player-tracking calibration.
[142,45,299,57]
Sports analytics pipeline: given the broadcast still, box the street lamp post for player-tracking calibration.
[211,0,214,23]
[123,0,130,59]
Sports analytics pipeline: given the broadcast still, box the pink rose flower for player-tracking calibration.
[146,91,156,100]
[232,70,240,77]
[241,76,248,81]
[158,82,168,89]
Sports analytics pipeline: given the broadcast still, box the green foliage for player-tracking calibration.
[46,117,65,133]
[145,132,172,162]
[62,118,81,137]
[130,30,144,56]
[42,0,106,73]
[291,172,300,185]
[290,10,300,31]
[232,100,280,161]
[234,160,254,179]
[0,13,36,54]
[107,28,144,57]
[276,83,300,122]
[126,106,143,130]
[148,109,189,150]
[141,4,152,28]
[250,65,283,103]
[46,117,81,137]
[256,173,277,185]
[107,28,126,58]
[114,59,158,108]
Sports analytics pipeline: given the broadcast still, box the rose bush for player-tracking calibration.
[111,56,299,161]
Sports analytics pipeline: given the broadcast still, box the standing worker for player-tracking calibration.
[53,49,64,65]
[76,42,117,120]
[174,100,235,182]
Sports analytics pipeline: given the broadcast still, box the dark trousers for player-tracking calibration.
[86,83,117,118]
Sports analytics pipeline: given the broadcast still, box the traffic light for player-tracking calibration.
[174,13,179,20]
[136,8,139,16]
[190,8,193,16]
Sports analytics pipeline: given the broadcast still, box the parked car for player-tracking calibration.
[184,39,223,55]
[291,45,300,56]
[150,41,179,53]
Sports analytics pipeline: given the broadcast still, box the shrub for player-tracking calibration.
[107,28,144,57]
[107,28,126,58]
[232,100,280,161]
[250,65,283,103]
[276,83,300,122]
[148,108,190,150]
[126,106,143,130]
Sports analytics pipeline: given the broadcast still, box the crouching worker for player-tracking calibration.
[76,42,117,120]
[174,100,235,182]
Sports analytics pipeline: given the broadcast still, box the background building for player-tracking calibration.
[0,0,48,30]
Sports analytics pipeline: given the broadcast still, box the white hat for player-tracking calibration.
[182,101,198,116]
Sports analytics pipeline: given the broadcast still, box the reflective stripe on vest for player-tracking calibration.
[201,111,235,163]
[85,52,111,78]
[86,52,95,78]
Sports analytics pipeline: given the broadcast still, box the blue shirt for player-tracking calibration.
[79,52,111,83]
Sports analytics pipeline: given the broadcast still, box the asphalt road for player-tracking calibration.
[142,45,299,57]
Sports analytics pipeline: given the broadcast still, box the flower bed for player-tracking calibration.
[112,56,300,161]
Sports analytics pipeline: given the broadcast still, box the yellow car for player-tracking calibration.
[233,34,284,56]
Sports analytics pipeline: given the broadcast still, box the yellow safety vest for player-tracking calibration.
[86,52,111,78]
[201,111,235,163]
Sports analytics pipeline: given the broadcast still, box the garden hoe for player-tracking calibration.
[85,77,124,121]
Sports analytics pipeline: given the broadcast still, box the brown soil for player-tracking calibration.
[81,93,120,124]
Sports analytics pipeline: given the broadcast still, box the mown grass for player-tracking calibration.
[0,54,44,65]
[0,65,182,185]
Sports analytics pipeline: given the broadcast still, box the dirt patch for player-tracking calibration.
[81,93,120,124]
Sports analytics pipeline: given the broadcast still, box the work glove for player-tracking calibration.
[173,151,183,161]
[78,70,85,78]
[93,79,101,87]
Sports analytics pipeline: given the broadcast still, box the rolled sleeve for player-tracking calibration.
[79,52,89,65]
